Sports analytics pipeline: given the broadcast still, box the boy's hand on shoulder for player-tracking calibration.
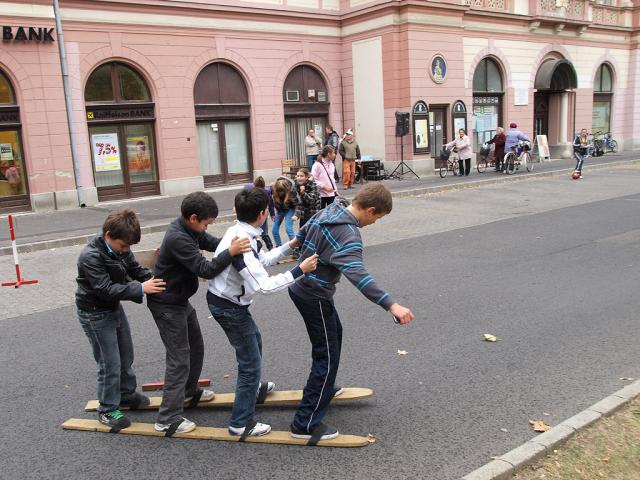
[229,236,252,256]
[389,303,414,325]
[288,238,300,249]
[143,278,166,294]
[299,253,319,273]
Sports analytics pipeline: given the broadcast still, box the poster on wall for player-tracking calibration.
[414,118,429,151]
[453,117,466,134]
[536,135,550,160]
[127,136,151,173]
[592,102,610,133]
[0,144,13,161]
[92,133,121,172]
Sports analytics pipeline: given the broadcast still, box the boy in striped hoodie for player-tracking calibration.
[288,183,414,442]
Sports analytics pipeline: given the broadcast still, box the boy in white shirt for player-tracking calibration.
[207,187,318,438]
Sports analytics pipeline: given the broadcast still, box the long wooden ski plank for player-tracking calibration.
[62,419,370,448]
[85,387,373,412]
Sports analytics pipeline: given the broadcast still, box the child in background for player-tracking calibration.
[271,176,299,247]
[75,209,166,430]
[244,176,275,250]
[294,168,321,228]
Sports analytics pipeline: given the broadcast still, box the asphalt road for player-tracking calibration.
[2,167,640,479]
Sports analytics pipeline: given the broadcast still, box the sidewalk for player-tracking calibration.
[0,153,635,254]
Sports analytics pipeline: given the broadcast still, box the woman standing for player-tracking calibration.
[311,145,338,208]
[487,127,506,172]
[445,129,473,176]
[271,176,299,247]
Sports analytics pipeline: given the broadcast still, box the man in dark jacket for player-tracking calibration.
[148,191,251,435]
[324,125,340,182]
[76,208,166,430]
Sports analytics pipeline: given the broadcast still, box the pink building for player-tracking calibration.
[1,0,638,212]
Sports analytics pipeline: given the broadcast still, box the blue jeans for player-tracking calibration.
[307,155,316,171]
[289,289,342,432]
[208,302,262,428]
[78,305,137,413]
[272,208,295,247]
[574,150,586,172]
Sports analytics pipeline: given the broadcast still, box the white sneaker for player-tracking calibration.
[154,417,196,434]
[185,388,215,404]
[228,422,271,437]
[257,381,275,397]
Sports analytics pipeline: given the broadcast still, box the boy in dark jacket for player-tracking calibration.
[148,192,251,435]
[288,183,414,442]
[76,209,166,430]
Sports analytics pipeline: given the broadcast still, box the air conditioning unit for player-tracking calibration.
[285,90,300,102]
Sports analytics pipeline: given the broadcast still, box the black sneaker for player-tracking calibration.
[98,409,131,430]
[120,391,150,409]
[290,422,339,441]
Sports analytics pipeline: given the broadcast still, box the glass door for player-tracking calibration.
[285,116,326,165]
[429,108,446,163]
[89,125,125,190]
[197,120,252,187]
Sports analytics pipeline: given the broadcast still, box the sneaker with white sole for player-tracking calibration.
[98,409,131,430]
[228,422,271,437]
[154,417,196,434]
[184,388,215,405]
[290,422,339,441]
[257,381,275,397]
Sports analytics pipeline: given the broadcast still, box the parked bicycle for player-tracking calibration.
[593,131,618,154]
[503,140,533,175]
[476,143,492,173]
[439,147,460,178]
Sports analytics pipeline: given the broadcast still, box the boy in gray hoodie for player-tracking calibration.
[288,183,414,442]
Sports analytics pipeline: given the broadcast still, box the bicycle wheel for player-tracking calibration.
[524,152,533,172]
[477,158,487,173]
[439,164,448,178]
[594,140,603,154]
[504,153,516,175]
[452,160,460,176]
[610,140,618,153]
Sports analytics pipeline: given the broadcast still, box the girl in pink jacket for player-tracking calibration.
[445,129,473,177]
[311,145,339,208]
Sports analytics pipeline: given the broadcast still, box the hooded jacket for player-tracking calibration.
[75,234,152,311]
[289,201,394,310]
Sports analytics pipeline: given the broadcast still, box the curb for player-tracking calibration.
[461,379,640,480]
[1,158,637,256]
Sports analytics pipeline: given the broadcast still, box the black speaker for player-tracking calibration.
[395,112,410,137]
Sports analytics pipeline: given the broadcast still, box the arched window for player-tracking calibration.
[472,57,504,151]
[194,62,252,186]
[283,65,329,166]
[0,69,29,210]
[593,63,613,134]
[84,62,158,201]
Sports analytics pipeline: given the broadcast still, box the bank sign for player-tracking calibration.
[2,26,55,42]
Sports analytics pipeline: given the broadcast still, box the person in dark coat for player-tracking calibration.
[487,127,506,171]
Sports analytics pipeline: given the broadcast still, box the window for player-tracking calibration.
[473,58,503,93]
[594,64,613,93]
[85,62,150,103]
[0,71,15,105]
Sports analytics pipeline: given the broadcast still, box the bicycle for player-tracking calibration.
[503,140,533,175]
[593,131,618,154]
[438,147,460,178]
[476,143,492,173]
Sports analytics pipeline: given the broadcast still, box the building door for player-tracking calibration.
[284,116,326,164]
[0,69,31,213]
[194,63,252,187]
[429,106,447,159]
[85,62,159,201]
[472,57,504,151]
[533,93,549,137]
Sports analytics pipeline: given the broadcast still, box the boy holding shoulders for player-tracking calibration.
[289,183,415,442]
[207,187,318,438]
[148,192,251,436]
[76,209,166,430]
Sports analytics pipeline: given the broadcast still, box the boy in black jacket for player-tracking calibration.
[76,209,166,430]
[148,192,250,435]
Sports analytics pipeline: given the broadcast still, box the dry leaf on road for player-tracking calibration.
[529,420,551,432]
[483,334,498,342]
[367,433,377,443]
[223,374,230,379]
[397,350,408,355]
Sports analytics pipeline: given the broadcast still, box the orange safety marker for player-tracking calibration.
[142,378,211,392]
[2,214,38,288]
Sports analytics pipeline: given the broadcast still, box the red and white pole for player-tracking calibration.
[2,214,38,288]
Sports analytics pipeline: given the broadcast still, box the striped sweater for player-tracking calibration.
[289,200,394,310]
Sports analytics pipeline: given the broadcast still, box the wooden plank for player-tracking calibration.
[85,387,373,412]
[62,419,371,448]
[142,378,211,392]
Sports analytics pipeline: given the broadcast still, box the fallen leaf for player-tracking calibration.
[483,334,498,342]
[543,412,551,416]
[223,374,230,379]
[397,349,408,355]
[367,433,377,443]
[529,420,551,432]
[619,377,634,381]
[499,428,508,433]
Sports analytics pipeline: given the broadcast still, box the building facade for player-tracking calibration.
[1,0,639,212]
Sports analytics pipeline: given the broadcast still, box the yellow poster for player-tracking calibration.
[127,136,151,173]
[414,119,429,150]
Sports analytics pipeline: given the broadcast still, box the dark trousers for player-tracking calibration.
[289,289,343,432]
[260,218,273,250]
[321,196,335,209]
[148,301,204,424]
[458,158,471,176]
